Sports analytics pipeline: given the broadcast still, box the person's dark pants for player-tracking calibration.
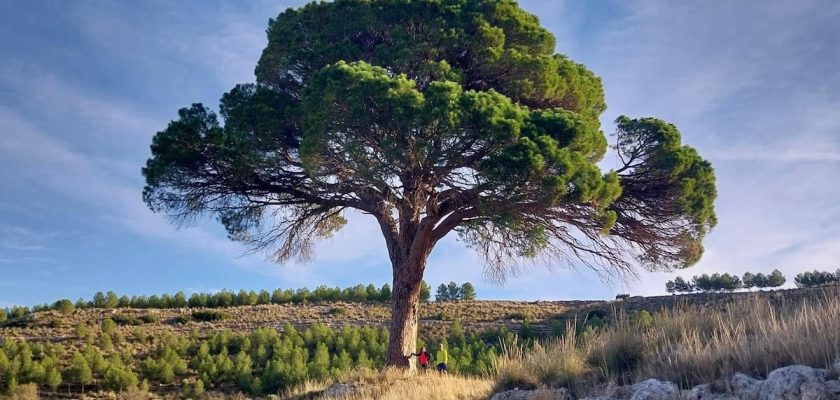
[437,363,448,373]
[420,362,428,371]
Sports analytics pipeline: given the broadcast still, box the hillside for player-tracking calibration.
[1,286,838,399]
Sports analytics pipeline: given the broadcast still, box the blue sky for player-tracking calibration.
[1,0,839,307]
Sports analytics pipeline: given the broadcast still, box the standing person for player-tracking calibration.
[408,346,431,371]
[436,343,448,374]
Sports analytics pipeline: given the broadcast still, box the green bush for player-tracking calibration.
[327,307,346,316]
[138,314,160,324]
[111,314,143,326]
[190,310,228,322]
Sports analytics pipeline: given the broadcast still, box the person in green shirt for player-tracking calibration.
[436,343,448,373]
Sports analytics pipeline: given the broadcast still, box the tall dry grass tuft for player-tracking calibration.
[494,289,840,392]
[494,324,590,392]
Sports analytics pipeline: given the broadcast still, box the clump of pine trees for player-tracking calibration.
[794,269,840,287]
[435,282,477,301]
[666,270,786,293]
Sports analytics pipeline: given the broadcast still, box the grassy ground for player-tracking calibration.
[2,300,583,344]
[494,288,840,397]
[4,287,840,399]
[284,369,494,400]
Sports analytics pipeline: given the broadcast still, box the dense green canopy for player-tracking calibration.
[143,0,716,277]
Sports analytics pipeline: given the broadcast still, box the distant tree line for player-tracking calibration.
[666,270,786,293]
[435,282,477,301]
[2,280,474,319]
[794,269,840,288]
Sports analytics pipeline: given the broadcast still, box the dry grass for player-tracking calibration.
[284,368,493,400]
[494,330,588,392]
[495,289,840,393]
[3,300,577,343]
[0,384,39,400]
[643,291,840,386]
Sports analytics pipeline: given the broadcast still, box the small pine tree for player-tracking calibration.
[192,378,205,397]
[309,343,330,380]
[460,282,476,300]
[93,292,107,308]
[379,284,391,301]
[45,365,62,389]
[249,377,263,396]
[65,353,93,393]
[53,299,75,315]
[447,281,461,300]
[419,281,431,302]
[768,269,786,287]
[101,318,116,334]
[435,284,449,302]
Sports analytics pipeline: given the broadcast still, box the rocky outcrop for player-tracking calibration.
[319,382,358,398]
[510,363,840,400]
[758,365,831,399]
[580,379,679,400]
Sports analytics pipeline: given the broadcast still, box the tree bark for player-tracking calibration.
[385,255,426,369]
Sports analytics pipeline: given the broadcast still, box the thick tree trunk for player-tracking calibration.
[385,256,426,369]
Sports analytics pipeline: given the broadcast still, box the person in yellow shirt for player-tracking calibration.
[436,343,448,373]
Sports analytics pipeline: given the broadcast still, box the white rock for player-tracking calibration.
[687,383,738,400]
[758,365,829,400]
[320,382,357,398]
[490,388,571,400]
[824,380,840,397]
[629,379,679,400]
[731,372,762,400]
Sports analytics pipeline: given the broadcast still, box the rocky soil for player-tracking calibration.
[491,362,840,400]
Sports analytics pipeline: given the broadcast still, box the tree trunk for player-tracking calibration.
[385,256,426,369]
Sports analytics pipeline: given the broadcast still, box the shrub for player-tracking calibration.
[101,318,117,334]
[112,314,143,326]
[191,310,228,322]
[327,307,346,316]
[53,299,75,315]
[138,314,160,324]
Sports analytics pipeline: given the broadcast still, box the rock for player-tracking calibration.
[731,372,762,400]
[629,379,679,400]
[687,383,738,400]
[824,380,840,397]
[490,387,571,400]
[320,382,358,398]
[758,365,829,400]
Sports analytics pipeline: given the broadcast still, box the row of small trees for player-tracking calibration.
[435,282,476,301]
[666,270,786,293]
[3,281,470,320]
[794,269,840,288]
[0,320,500,396]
